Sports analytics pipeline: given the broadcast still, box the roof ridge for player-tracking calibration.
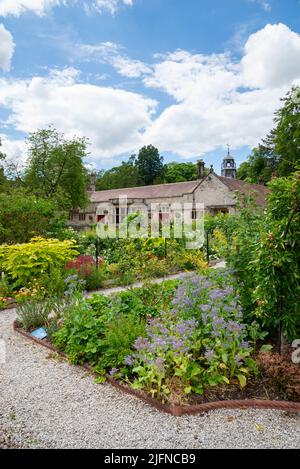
[93,179,201,193]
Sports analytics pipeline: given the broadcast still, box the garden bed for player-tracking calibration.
[13,321,300,417]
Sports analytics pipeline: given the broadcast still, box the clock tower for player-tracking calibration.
[221,145,237,179]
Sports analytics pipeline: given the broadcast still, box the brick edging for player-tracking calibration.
[13,321,300,417]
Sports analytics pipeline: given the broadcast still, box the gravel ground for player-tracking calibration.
[1,307,300,449]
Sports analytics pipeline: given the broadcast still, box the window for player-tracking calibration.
[192,210,198,220]
[210,208,229,216]
[115,207,120,225]
[79,213,86,221]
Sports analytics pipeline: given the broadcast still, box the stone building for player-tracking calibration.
[221,146,237,179]
[69,154,268,230]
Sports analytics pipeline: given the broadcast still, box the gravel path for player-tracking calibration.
[0,309,299,449]
[85,262,226,298]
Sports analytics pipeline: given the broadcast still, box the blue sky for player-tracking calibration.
[0,0,300,172]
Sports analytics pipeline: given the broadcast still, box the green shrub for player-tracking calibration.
[96,314,146,373]
[52,298,107,365]
[0,274,11,297]
[16,299,53,331]
[0,237,78,288]
[227,174,300,341]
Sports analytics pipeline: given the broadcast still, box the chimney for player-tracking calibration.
[88,173,96,192]
[197,160,205,179]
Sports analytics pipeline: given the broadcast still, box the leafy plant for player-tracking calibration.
[16,299,53,331]
[96,314,146,375]
[52,298,107,365]
[0,237,78,288]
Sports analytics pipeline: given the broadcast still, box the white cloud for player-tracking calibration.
[1,22,300,164]
[0,23,15,71]
[242,23,300,88]
[249,0,272,12]
[0,68,156,163]
[78,41,152,78]
[111,56,151,78]
[85,0,133,15]
[0,0,62,16]
[0,134,26,165]
[0,0,133,17]
[141,23,300,157]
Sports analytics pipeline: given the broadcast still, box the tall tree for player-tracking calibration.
[237,145,279,184]
[0,190,65,244]
[24,127,88,209]
[274,87,300,176]
[136,145,165,185]
[164,162,198,183]
[0,138,8,191]
[96,155,139,190]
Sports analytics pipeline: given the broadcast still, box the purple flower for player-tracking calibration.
[124,356,133,366]
[240,341,250,350]
[234,355,243,366]
[205,348,215,361]
[226,321,245,334]
[109,368,119,376]
[154,357,165,371]
[134,337,151,351]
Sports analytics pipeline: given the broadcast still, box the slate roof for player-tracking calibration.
[89,174,269,206]
[218,176,269,206]
[90,180,200,202]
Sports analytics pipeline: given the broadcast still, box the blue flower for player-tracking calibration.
[124,356,133,366]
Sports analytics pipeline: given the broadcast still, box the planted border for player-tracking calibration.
[13,321,300,417]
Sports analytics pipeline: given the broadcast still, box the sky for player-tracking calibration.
[0,0,300,173]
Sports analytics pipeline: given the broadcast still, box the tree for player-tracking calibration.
[96,155,139,190]
[0,190,66,244]
[24,127,88,209]
[164,162,198,183]
[0,139,8,191]
[237,145,279,184]
[274,87,300,176]
[136,145,165,185]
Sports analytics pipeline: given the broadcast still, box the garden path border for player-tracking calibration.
[13,321,300,417]
[1,262,224,311]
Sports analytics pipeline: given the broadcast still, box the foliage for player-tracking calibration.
[0,274,11,297]
[24,126,88,210]
[209,228,228,259]
[136,145,165,185]
[16,299,53,331]
[250,173,300,340]
[95,314,146,376]
[96,155,139,190]
[0,237,78,288]
[177,250,207,271]
[227,173,300,341]
[164,162,198,183]
[88,280,178,320]
[124,271,261,402]
[0,139,8,192]
[53,297,106,365]
[0,190,65,244]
